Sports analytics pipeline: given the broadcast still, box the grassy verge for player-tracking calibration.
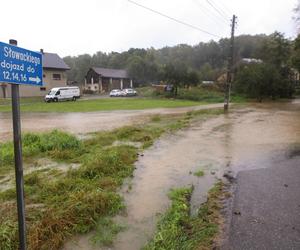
[144,182,224,250]
[0,97,44,106]
[137,86,247,104]
[0,98,204,113]
[0,108,224,249]
[0,129,160,249]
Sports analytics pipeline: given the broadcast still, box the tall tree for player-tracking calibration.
[163,61,188,96]
[291,34,300,72]
[259,32,291,67]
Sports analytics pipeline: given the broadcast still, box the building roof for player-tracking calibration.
[42,52,70,70]
[241,58,263,64]
[92,67,128,78]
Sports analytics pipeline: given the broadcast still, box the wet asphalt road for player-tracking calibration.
[225,156,300,250]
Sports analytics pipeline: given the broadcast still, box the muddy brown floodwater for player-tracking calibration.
[63,100,300,250]
[0,104,222,142]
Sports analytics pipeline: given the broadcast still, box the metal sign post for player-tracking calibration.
[0,39,43,250]
[10,39,26,250]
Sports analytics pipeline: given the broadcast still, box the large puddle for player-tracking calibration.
[64,100,300,250]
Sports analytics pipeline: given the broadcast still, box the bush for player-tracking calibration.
[234,63,294,100]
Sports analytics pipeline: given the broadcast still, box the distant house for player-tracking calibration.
[84,67,133,93]
[216,58,263,85]
[240,58,263,64]
[0,49,70,98]
[202,80,214,85]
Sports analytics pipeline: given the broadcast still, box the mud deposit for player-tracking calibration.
[64,100,300,250]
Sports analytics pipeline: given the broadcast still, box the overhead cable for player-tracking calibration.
[206,0,230,21]
[193,0,229,28]
[127,0,222,38]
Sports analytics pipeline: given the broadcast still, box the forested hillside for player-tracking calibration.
[64,34,270,84]
[64,32,300,100]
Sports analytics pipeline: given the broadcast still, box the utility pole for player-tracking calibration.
[224,15,237,111]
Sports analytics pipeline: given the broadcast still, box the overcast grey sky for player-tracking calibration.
[0,0,298,57]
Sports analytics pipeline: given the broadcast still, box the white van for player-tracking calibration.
[45,87,80,102]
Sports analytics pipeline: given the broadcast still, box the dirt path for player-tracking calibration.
[64,100,300,250]
[0,104,222,142]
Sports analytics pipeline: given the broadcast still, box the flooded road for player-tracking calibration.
[0,104,222,142]
[64,100,300,250]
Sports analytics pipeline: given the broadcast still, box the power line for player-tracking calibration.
[206,0,229,21]
[127,0,222,38]
[215,0,233,17]
[193,0,229,28]
[209,0,232,17]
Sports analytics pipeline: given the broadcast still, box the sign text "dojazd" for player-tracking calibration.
[0,42,43,86]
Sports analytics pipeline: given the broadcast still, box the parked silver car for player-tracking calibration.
[109,89,125,97]
[123,88,137,96]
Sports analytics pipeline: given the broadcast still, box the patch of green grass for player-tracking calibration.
[136,86,231,104]
[115,126,165,149]
[1,146,134,249]
[0,130,82,169]
[153,85,247,104]
[0,98,204,113]
[0,97,43,106]
[0,125,166,249]
[175,87,224,103]
[144,182,224,250]
[0,129,139,249]
[90,217,125,246]
[0,219,18,250]
[231,93,247,103]
[194,170,205,177]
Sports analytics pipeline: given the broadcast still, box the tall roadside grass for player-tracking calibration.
[137,86,246,103]
[0,133,140,249]
[0,130,82,171]
[0,125,168,249]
